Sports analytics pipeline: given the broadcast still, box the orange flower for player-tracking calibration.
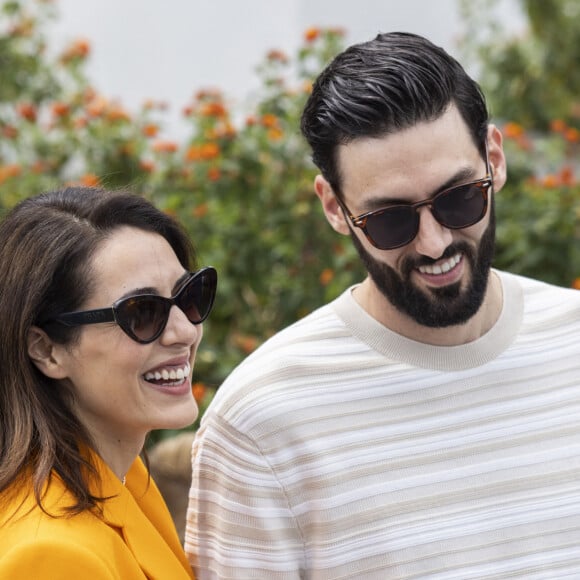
[139,160,155,173]
[245,115,257,127]
[0,164,22,185]
[573,278,580,291]
[268,127,284,141]
[541,174,559,188]
[142,123,159,138]
[261,113,279,128]
[182,105,194,117]
[559,165,575,186]
[319,268,334,286]
[564,127,580,143]
[31,160,47,174]
[17,102,37,122]
[267,49,289,63]
[550,119,566,133]
[213,123,237,139]
[195,88,222,101]
[73,116,88,129]
[51,101,70,118]
[61,38,91,62]
[79,173,100,187]
[207,167,221,181]
[1,125,18,139]
[503,121,524,139]
[192,382,207,404]
[86,95,108,117]
[192,202,209,218]
[304,27,321,42]
[107,105,130,122]
[152,140,178,153]
[185,145,202,161]
[200,142,220,160]
[200,102,227,118]
[232,333,259,354]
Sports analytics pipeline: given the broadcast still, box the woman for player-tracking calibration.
[0,187,217,579]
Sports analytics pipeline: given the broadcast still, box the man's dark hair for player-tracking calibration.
[301,31,489,193]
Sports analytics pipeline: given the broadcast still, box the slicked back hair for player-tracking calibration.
[301,32,489,194]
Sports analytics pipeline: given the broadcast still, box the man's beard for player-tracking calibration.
[350,208,496,328]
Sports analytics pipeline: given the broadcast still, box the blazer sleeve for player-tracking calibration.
[0,540,117,579]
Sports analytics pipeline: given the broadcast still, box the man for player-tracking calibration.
[185,32,580,578]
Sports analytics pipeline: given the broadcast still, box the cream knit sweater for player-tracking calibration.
[186,270,580,579]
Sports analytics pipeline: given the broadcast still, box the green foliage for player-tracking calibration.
[458,0,580,289]
[494,123,580,286]
[0,4,363,438]
[458,0,580,129]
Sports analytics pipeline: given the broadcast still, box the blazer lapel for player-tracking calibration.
[96,454,193,579]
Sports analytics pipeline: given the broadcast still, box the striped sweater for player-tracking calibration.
[186,270,580,579]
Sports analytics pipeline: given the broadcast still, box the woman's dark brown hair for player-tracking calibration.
[0,187,196,514]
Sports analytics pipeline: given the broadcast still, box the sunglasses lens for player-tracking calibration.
[433,183,486,228]
[177,269,217,324]
[118,297,169,343]
[365,206,419,250]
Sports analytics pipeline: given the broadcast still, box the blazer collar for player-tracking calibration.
[92,452,193,579]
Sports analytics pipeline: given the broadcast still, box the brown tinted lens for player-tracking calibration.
[176,270,216,324]
[432,183,486,228]
[118,296,170,342]
[365,206,420,250]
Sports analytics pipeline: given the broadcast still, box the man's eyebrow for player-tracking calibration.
[365,165,479,209]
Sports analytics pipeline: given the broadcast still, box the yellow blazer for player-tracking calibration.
[0,451,194,579]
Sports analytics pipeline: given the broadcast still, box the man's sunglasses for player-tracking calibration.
[47,267,217,344]
[335,156,493,250]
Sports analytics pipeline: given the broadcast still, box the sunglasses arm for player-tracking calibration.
[51,308,116,328]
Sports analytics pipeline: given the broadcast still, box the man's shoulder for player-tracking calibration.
[500,269,580,301]
[204,292,363,418]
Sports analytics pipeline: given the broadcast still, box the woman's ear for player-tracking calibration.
[314,174,350,236]
[27,326,69,379]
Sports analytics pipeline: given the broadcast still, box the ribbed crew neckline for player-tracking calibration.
[332,270,523,371]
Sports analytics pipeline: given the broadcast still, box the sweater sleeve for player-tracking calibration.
[185,414,305,580]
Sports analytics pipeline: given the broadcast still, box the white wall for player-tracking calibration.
[49,0,524,136]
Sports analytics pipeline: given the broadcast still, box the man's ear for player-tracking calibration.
[487,124,507,192]
[314,175,350,236]
[27,326,69,379]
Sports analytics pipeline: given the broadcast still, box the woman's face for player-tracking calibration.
[53,226,202,448]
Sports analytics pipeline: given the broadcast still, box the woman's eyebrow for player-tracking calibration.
[172,271,191,293]
[117,272,190,300]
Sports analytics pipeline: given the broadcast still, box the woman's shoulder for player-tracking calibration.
[0,474,108,543]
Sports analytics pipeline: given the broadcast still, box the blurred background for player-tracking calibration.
[49,0,526,137]
[1,0,579,434]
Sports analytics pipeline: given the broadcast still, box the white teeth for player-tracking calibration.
[144,363,191,384]
[418,254,461,276]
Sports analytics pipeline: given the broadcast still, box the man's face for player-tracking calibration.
[324,105,505,329]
